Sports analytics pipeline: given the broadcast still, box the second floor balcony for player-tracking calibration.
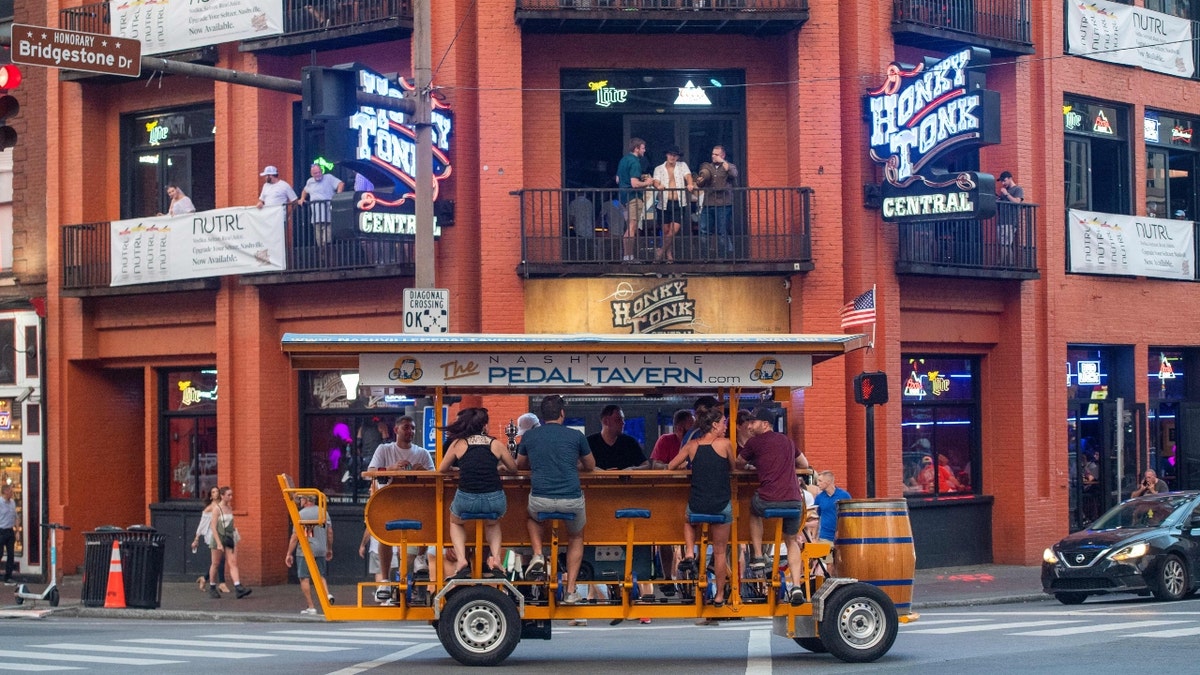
[240,0,414,55]
[515,186,812,277]
[61,202,416,296]
[515,0,809,36]
[895,201,1039,279]
[892,0,1034,56]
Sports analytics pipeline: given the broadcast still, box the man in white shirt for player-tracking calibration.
[365,416,433,599]
[256,165,298,208]
[0,485,16,584]
[297,163,345,247]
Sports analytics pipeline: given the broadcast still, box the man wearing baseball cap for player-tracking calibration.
[257,165,298,209]
[737,405,810,604]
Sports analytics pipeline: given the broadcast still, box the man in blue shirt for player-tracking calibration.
[806,470,852,542]
[616,138,653,262]
[517,395,596,604]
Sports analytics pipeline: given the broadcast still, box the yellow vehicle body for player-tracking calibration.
[278,332,917,665]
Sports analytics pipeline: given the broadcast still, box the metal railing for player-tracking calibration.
[59,2,109,34]
[893,0,1032,46]
[517,0,806,11]
[62,202,415,291]
[895,201,1039,273]
[515,186,812,271]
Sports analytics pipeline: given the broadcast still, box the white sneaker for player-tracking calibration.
[622,255,635,262]
[374,586,393,602]
[301,607,318,615]
[413,554,430,574]
[525,554,546,578]
[326,594,335,605]
[561,590,583,605]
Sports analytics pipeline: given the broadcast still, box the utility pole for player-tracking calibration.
[413,0,435,289]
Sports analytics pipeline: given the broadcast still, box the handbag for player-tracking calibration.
[221,533,236,548]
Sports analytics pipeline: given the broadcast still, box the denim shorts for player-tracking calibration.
[450,490,508,520]
[750,493,803,536]
[527,494,587,534]
[685,502,732,524]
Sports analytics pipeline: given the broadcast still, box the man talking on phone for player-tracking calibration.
[1131,469,1169,497]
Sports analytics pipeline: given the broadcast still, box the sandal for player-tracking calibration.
[713,598,725,608]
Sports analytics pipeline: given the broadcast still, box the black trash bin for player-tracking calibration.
[81,526,124,608]
[122,525,166,609]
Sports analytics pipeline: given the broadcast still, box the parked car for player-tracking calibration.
[1042,491,1200,604]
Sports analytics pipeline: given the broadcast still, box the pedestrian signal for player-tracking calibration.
[853,371,889,406]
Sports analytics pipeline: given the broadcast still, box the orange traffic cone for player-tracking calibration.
[104,540,126,608]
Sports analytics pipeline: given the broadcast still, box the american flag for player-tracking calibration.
[840,288,876,329]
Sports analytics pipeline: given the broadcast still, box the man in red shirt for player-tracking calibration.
[737,406,810,604]
[649,409,695,468]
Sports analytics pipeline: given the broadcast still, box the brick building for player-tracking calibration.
[16,0,1200,583]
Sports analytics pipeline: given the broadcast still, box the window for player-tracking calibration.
[160,369,217,501]
[1064,97,1131,214]
[1145,111,1199,219]
[121,106,216,219]
[1146,0,1197,20]
[0,319,14,385]
[901,356,981,498]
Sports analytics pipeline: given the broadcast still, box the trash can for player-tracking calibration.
[121,525,167,609]
[81,526,124,608]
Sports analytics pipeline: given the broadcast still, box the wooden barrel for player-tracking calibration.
[834,498,916,615]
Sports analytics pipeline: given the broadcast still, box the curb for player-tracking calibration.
[912,593,1048,610]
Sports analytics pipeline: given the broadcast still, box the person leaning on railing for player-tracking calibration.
[694,145,739,258]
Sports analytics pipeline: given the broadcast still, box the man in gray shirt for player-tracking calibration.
[1,484,17,584]
[297,163,345,249]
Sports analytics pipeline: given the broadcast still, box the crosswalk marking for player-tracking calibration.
[898,618,989,627]
[323,643,440,675]
[1129,626,1200,638]
[275,629,427,639]
[0,650,179,666]
[35,643,269,659]
[904,619,1079,634]
[1010,619,1187,637]
[122,638,356,652]
[206,633,412,646]
[0,665,82,672]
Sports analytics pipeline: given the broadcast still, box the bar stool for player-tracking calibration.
[685,512,726,605]
[384,519,422,605]
[456,512,501,579]
[535,511,575,602]
[761,507,802,603]
[615,508,650,604]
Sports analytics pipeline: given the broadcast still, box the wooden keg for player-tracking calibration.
[834,498,916,614]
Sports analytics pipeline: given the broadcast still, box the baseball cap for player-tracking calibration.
[516,413,540,437]
[665,145,682,157]
[1175,209,1186,218]
[260,165,279,176]
[750,406,777,424]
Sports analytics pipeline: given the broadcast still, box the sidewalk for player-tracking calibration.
[3,564,1047,622]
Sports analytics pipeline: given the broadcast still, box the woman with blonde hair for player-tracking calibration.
[192,486,230,592]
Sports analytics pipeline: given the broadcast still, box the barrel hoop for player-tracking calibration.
[834,537,914,545]
[839,510,911,517]
[861,578,914,587]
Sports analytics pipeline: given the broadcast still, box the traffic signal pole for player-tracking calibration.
[413,0,434,289]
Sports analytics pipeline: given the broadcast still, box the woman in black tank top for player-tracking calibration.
[437,408,518,579]
[668,407,735,606]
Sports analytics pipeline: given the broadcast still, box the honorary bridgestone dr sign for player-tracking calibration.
[11,24,142,78]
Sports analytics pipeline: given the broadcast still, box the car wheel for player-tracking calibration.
[1152,554,1189,601]
[1054,592,1088,605]
[818,583,898,663]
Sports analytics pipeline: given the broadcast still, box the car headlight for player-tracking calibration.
[1043,547,1059,564]
[1110,542,1149,561]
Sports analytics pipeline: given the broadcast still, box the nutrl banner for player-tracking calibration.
[110,205,287,287]
[109,0,283,56]
[1067,209,1195,281]
[359,352,813,389]
[1067,0,1195,78]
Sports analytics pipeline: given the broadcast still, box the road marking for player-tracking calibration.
[745,628,772,675]
[323,643,440,675]
[904,619,1079,634]
[0,665,83,672]
[122,638,356,652]
[35,643,268,659]
[898,618,989,626]
[206,633,413,646]
[275,629,426,639]
[0,650,179,666]
[1128,626,1200,638]
[1011,619,1187,637]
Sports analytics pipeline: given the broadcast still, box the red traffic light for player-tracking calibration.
[0,65,21,90]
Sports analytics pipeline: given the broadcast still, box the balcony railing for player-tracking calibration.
[892,0,1034,56]
[515,0,809,35]
[515,187,812,277]
[62,202,415,293]
[59,2,219,76]
[894,201,1039,279]
[240,0,413,53]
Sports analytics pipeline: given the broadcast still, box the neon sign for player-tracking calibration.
[865,48,1000,223]
[674,81,711,106]
[589,80,628,108]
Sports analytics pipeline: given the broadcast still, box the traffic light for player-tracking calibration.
[0,61,19,151]
[853,371,889,406]
[302,66,357,121]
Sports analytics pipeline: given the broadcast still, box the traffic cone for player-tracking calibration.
[104,540,126,609]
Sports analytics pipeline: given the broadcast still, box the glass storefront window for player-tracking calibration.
[122,105,216,219]
[901,356,980,498]
[161,369,217,500]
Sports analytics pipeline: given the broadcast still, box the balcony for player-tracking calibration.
[515,186,812,277]
[894,202,1039,279]
[58,2,218,82]
[515,0,809,36]
[61,203,415,296]
[240,0,413,55]
[892,0,1034,56]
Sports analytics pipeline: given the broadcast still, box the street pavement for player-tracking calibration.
[1,564,1047,622]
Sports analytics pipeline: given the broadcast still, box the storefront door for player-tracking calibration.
[1069,399,1145,530]
[1175,402,1200,491]
[122,106,216,219]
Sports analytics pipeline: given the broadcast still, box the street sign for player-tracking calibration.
[11,23,142,78]
[422,405,447,450]
[403,288,449,334]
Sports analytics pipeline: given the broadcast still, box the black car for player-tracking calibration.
[1042,491,1200,604]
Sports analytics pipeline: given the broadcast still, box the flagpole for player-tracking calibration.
[870,284,877,349]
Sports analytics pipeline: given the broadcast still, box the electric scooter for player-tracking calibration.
[15,522,69,607]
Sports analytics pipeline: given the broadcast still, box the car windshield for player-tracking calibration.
[1089,494,1194,530]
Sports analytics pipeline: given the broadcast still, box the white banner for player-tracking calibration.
[1067,209,1195,280]
[1066,0,1194,78]
[109,0,283,56]
[359,352,814,389]
[110,205,288,287]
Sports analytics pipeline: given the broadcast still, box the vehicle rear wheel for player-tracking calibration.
[1054,592,1088,605]
[49,588,60,607]
[819,583,898,663]
[1152,554,1190,601]
[436,586,521,666]
[14,593,22,605]
[793,637,828,653]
